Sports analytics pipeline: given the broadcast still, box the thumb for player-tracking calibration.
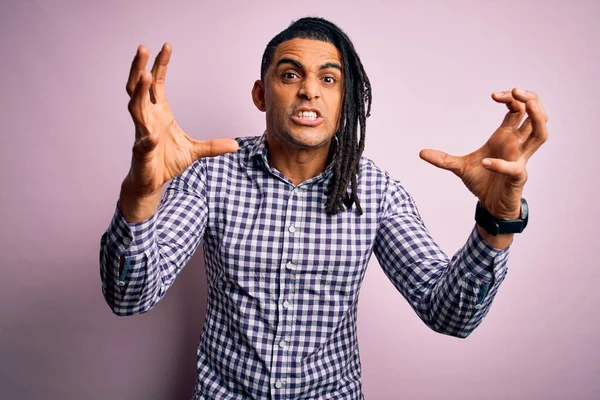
[419,149,463,176]
[193,138,239,159]
[481,157,527,181]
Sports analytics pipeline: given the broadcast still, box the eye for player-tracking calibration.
[323,76,337,84]
[281,72,299,81]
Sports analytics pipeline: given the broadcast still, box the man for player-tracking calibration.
[99,17,547,400]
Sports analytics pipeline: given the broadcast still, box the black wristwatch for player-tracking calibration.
[475,198,529,236]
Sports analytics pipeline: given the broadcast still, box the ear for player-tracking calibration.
[252,80,266,112]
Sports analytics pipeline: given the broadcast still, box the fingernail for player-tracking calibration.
[493,92,503,97]
[515,88,524,95]
[482,159,492,166]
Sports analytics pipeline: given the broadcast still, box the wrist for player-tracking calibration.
[481,200,521,221]
[475,198,529,237]
[119,180,162,223]
[476,224,513,249]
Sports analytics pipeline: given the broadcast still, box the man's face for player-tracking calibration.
[253,38,344,149]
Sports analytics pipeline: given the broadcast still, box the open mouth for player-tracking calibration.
[296,110,319,121]
[291,109,324,126]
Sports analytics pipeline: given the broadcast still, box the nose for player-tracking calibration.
[297,76,320,101]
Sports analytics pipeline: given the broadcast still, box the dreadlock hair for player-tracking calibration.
[260,17,372,215]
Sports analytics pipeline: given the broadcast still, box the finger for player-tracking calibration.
[482,158,527,182]
[193,138,240,159]
[513,88,549,122]
[126,45,149,97]
[150,42,172,103]
[492,91,526,129]
[513,89,549,145]
[511,87,536,103]
[512,87,548,118]
[419,149,463,177]
[521,99,549,156]
[518,117,532,138]
[128,71,152,124]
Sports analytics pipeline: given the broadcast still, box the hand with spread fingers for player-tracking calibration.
[121,43,239,222]
[419,88,548,241]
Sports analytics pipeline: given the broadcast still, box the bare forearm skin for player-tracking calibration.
[118,180,163,223]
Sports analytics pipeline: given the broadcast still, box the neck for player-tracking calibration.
[265,132,335,186]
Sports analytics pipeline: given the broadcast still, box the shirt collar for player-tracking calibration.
[248,131,339,182]
[248,131,269,167]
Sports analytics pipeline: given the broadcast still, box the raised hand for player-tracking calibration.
[419,88,548,221]
[120,43,239,222]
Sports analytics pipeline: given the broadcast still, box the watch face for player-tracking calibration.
[520,198,529,223]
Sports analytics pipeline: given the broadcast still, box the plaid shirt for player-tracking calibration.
[100,133,510,399]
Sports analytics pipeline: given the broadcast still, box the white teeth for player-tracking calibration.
[297,111,318,120]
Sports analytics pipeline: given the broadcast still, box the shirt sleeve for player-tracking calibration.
[373,175,510,338]
[99,159,209,316]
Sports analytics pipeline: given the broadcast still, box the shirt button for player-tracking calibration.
[123,237,131,246]
[275,380,283,389]
[279,340,287,348]
[118,281,125,287]
[283,300,290,308]
[288,225,296,233]
[286,261,296,271]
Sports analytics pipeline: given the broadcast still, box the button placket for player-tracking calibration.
[273,186,300,392]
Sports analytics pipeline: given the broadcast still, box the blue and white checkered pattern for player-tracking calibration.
[100,133,510,399]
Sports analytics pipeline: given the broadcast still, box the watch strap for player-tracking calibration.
[475,198,529,236]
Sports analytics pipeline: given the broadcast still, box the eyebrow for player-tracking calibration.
[319,62,342,71]
[275,58,342,72]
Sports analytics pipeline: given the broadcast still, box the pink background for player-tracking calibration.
[1,1,598,399]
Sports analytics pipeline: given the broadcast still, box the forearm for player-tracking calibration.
[118,179,163,223]
[424,226,510,338]
[100,163,209,316]
[377,224,510,338]
[375,178,514,338]
[99,206,162,316]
